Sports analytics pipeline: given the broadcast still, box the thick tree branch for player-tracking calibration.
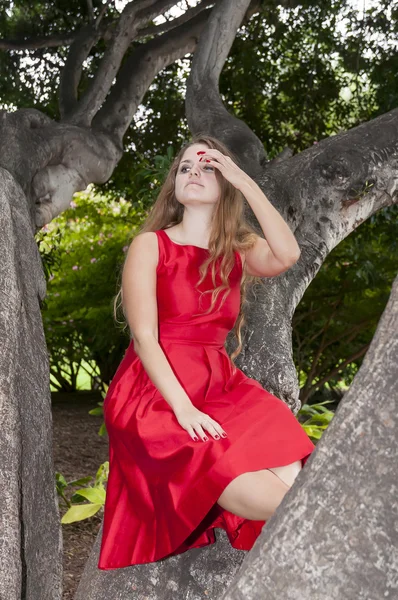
[136,0,215,39]
[190,0,251,87]
[95,0,113,28]
[185,0,267,179]
[93,8,211,141]
[64,0,179,126]
[287,108,398,297]
[0,34,76,50]
[0,18,112,51]
[0,108,122,226]
[59,24,103,118]
[237,107,398,411]
[86,0,94,22]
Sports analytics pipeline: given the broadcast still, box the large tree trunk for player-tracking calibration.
[222,273,398,599]
[0,5,210,596]
[0,169,63,599]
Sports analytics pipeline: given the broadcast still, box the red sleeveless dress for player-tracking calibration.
[98,228,315,569]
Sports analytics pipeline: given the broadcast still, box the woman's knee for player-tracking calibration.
[216,469,290,521]
[268,459,302,488]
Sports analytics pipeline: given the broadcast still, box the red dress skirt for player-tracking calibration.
[98,228,315,569]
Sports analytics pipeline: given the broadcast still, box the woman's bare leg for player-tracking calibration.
[269,459,302,487]
[216,460,303,521]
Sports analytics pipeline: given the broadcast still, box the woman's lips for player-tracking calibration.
[187,181,203,187]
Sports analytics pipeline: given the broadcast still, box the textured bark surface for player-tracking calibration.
[222,274,398,599]
[238,108,398,412]
[75,526,246,600]
[0,168,63,599]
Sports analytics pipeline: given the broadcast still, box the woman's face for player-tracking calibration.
[174,143,221,207]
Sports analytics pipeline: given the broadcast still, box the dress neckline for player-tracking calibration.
[159,229,210,250]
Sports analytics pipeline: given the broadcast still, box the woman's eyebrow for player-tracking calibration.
[180,159,193,165]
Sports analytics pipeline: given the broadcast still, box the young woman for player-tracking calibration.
[98,134,315,569]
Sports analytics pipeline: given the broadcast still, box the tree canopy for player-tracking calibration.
[1,0,397,199]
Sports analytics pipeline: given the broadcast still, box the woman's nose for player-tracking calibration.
[190,161,201,176]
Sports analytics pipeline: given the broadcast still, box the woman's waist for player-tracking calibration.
[158,323,229,347]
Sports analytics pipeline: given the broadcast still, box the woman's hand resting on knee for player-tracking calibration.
[174,403,227,442]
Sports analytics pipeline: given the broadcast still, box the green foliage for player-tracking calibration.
[2,1,394,197]
[298,400,336,440]
[56,461,109,524]
[39,189,146,389]
[133,144,175,206]
[219,0,391,157]
[88,384,108,437]
[38,147,179,391]
[294,204,398,404]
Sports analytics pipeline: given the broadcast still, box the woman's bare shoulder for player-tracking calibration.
[130,231,158,246]
[127,231,159,262]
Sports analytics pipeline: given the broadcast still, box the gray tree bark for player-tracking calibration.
[75,527,246,600]
[0,169,62,600]
[222,273,398,600]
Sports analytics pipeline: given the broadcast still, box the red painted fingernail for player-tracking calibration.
[206,160,211,162]
[199,157,203,161]
[193,436,198,441]
[197,151,206,155]
[221,433,227,438]
[214,435,220,439]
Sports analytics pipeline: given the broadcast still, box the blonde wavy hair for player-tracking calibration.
[114,134,265,362]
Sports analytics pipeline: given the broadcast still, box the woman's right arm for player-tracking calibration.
[122,232,192,415]
[121,232,227,443]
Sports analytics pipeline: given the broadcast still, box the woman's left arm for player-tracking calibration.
[200,149,301,277]
[237,177,301,277]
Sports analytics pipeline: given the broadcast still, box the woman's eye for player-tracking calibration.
[179,164,213,173]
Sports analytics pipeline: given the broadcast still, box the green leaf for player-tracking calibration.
[88,407,103,416]
[302,425,325,439]
[55,472,68,489]
[67,476,93,487]
[61,503,103,524]
[98,422,107,437]
[73,487,106,504]
[95,461,109,482]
